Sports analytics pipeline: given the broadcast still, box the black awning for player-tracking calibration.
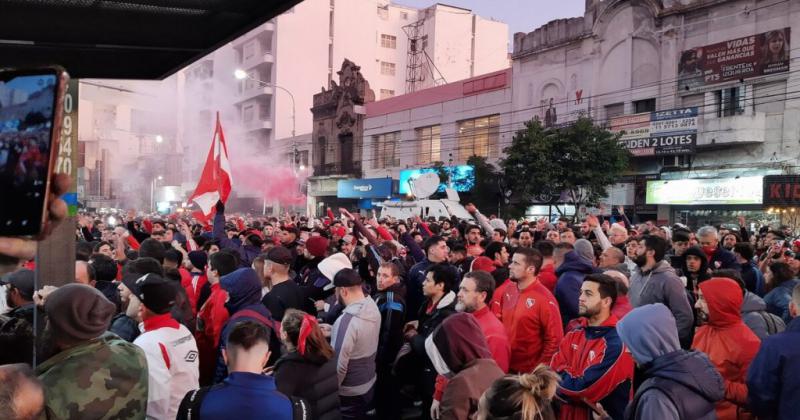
[0,0,302,79]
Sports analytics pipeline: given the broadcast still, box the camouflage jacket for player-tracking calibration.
[36,332,148,420]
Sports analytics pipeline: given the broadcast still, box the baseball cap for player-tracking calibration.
[266,246,293,266]
[132,273,176,314]
[0,269,35,301]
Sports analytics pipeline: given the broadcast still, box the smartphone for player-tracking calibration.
[0,67,67,236]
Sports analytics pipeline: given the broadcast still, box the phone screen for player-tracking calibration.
[0,69,61,236]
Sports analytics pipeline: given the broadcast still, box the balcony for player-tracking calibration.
[313,161,362,177]
[698,112,767,147]
[236,85,273,103]
[242,119,273,132]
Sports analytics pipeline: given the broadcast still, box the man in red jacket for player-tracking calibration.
[550,273,634,420]
[500,247,563,374]
[431,270,511,419]
[195,250,237,385]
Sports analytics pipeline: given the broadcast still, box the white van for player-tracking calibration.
[380,198,475,222]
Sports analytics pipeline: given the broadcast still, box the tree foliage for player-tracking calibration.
[500,117,629,220]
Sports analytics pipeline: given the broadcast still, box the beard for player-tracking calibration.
[633,254,648,268]
[579,304,601,318]
[455,300,475,313]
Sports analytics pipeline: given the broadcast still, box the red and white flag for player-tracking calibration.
[189,112,232,224]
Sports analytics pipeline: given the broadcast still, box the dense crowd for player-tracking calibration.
[1,200,799,420]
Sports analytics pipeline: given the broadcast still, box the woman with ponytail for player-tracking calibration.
[476,364,560,420]
[274,309,341,420]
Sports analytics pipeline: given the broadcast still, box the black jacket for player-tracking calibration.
[262,279,314,320]
[374,283,407,368]
[274,351,341,420]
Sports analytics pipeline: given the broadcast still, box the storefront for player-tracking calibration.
[646,175,780,229]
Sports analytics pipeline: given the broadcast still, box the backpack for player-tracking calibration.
[177,384,310,420]
[756,310,786,337]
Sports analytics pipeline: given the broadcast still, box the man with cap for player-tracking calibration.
[298,235,329,287]
[262,246,314,320]
[330,268,381,420]
[36,284,149,419]
[132,273,200,420]
[214,267,282,383]
[2,269,40,326]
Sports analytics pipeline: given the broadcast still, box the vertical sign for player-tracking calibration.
[58,79,79,215]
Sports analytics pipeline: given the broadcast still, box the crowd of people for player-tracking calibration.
[1,200,800,420]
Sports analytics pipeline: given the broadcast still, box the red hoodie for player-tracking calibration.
[692,278,760,419]
[195,282,229,385]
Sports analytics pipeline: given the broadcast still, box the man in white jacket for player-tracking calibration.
[130,273,200,419]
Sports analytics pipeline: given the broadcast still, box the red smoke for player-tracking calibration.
[231,159,307,206]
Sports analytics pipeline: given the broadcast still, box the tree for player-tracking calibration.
[500,117,629,220]
[464,155,509,216]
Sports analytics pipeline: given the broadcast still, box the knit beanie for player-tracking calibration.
[44,284,116,342]
[306,236,329,258]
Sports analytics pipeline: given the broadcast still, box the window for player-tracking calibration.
[243,41,257,61]
[416,125,441,165]
[373,132,400,168]
[401,11,408,20]
[381,61,396,76]
[379,89,395,100]
[633,98,656,113]
[380,34,397,49]
[243,69,259,90]
[242,104,255,122]
[716,87,743,117]
[258,100,270,119]
[605,103,624,121]
[457,115,500,161]
[421,35,428,50]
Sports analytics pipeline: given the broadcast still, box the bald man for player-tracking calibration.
[75,261,95,285]
[0,364,44,420]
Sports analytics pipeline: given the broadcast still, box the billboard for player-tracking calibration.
[399,165,475,194]
[678,28,790,90]
[610,107,698,157]
[646,176,763,205]
[763,175,800,207]
[337,178,393,199]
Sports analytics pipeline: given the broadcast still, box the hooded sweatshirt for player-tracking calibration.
[680,246,711,296]
[425,313,504,420]
[740,291,785,340]
[628,260,694,349]
[617,304,724,420]
[692,278,760,419]
[555,251,600,328]
[214,268,281,383]
[331,295,381,397]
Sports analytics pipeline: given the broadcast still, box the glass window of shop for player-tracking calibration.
[671,207,780,231]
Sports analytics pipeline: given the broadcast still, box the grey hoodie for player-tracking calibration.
[618,304,724,420]
[741,291,785,340]
[331,295,381,397]
[628,260,694,348]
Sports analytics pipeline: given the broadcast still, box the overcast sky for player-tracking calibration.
[393,0,587,50]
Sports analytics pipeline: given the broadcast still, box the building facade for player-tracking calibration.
[510,0,799,226]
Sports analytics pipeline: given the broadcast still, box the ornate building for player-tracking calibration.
[307,59,375,215]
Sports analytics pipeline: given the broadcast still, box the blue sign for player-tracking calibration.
[399,165,475,194]
[337,178,393,199]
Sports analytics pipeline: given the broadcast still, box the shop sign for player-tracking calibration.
[678,28,791,90]
[610,107,697,157]
[763,175,800,206]
[646,176,763,205]
[337,178,393,199]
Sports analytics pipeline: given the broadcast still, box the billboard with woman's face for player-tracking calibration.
[678,28,790,90]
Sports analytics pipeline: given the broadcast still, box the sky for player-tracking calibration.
[394,0,587,50]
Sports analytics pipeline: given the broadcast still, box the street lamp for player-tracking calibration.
[155,135,164,143]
